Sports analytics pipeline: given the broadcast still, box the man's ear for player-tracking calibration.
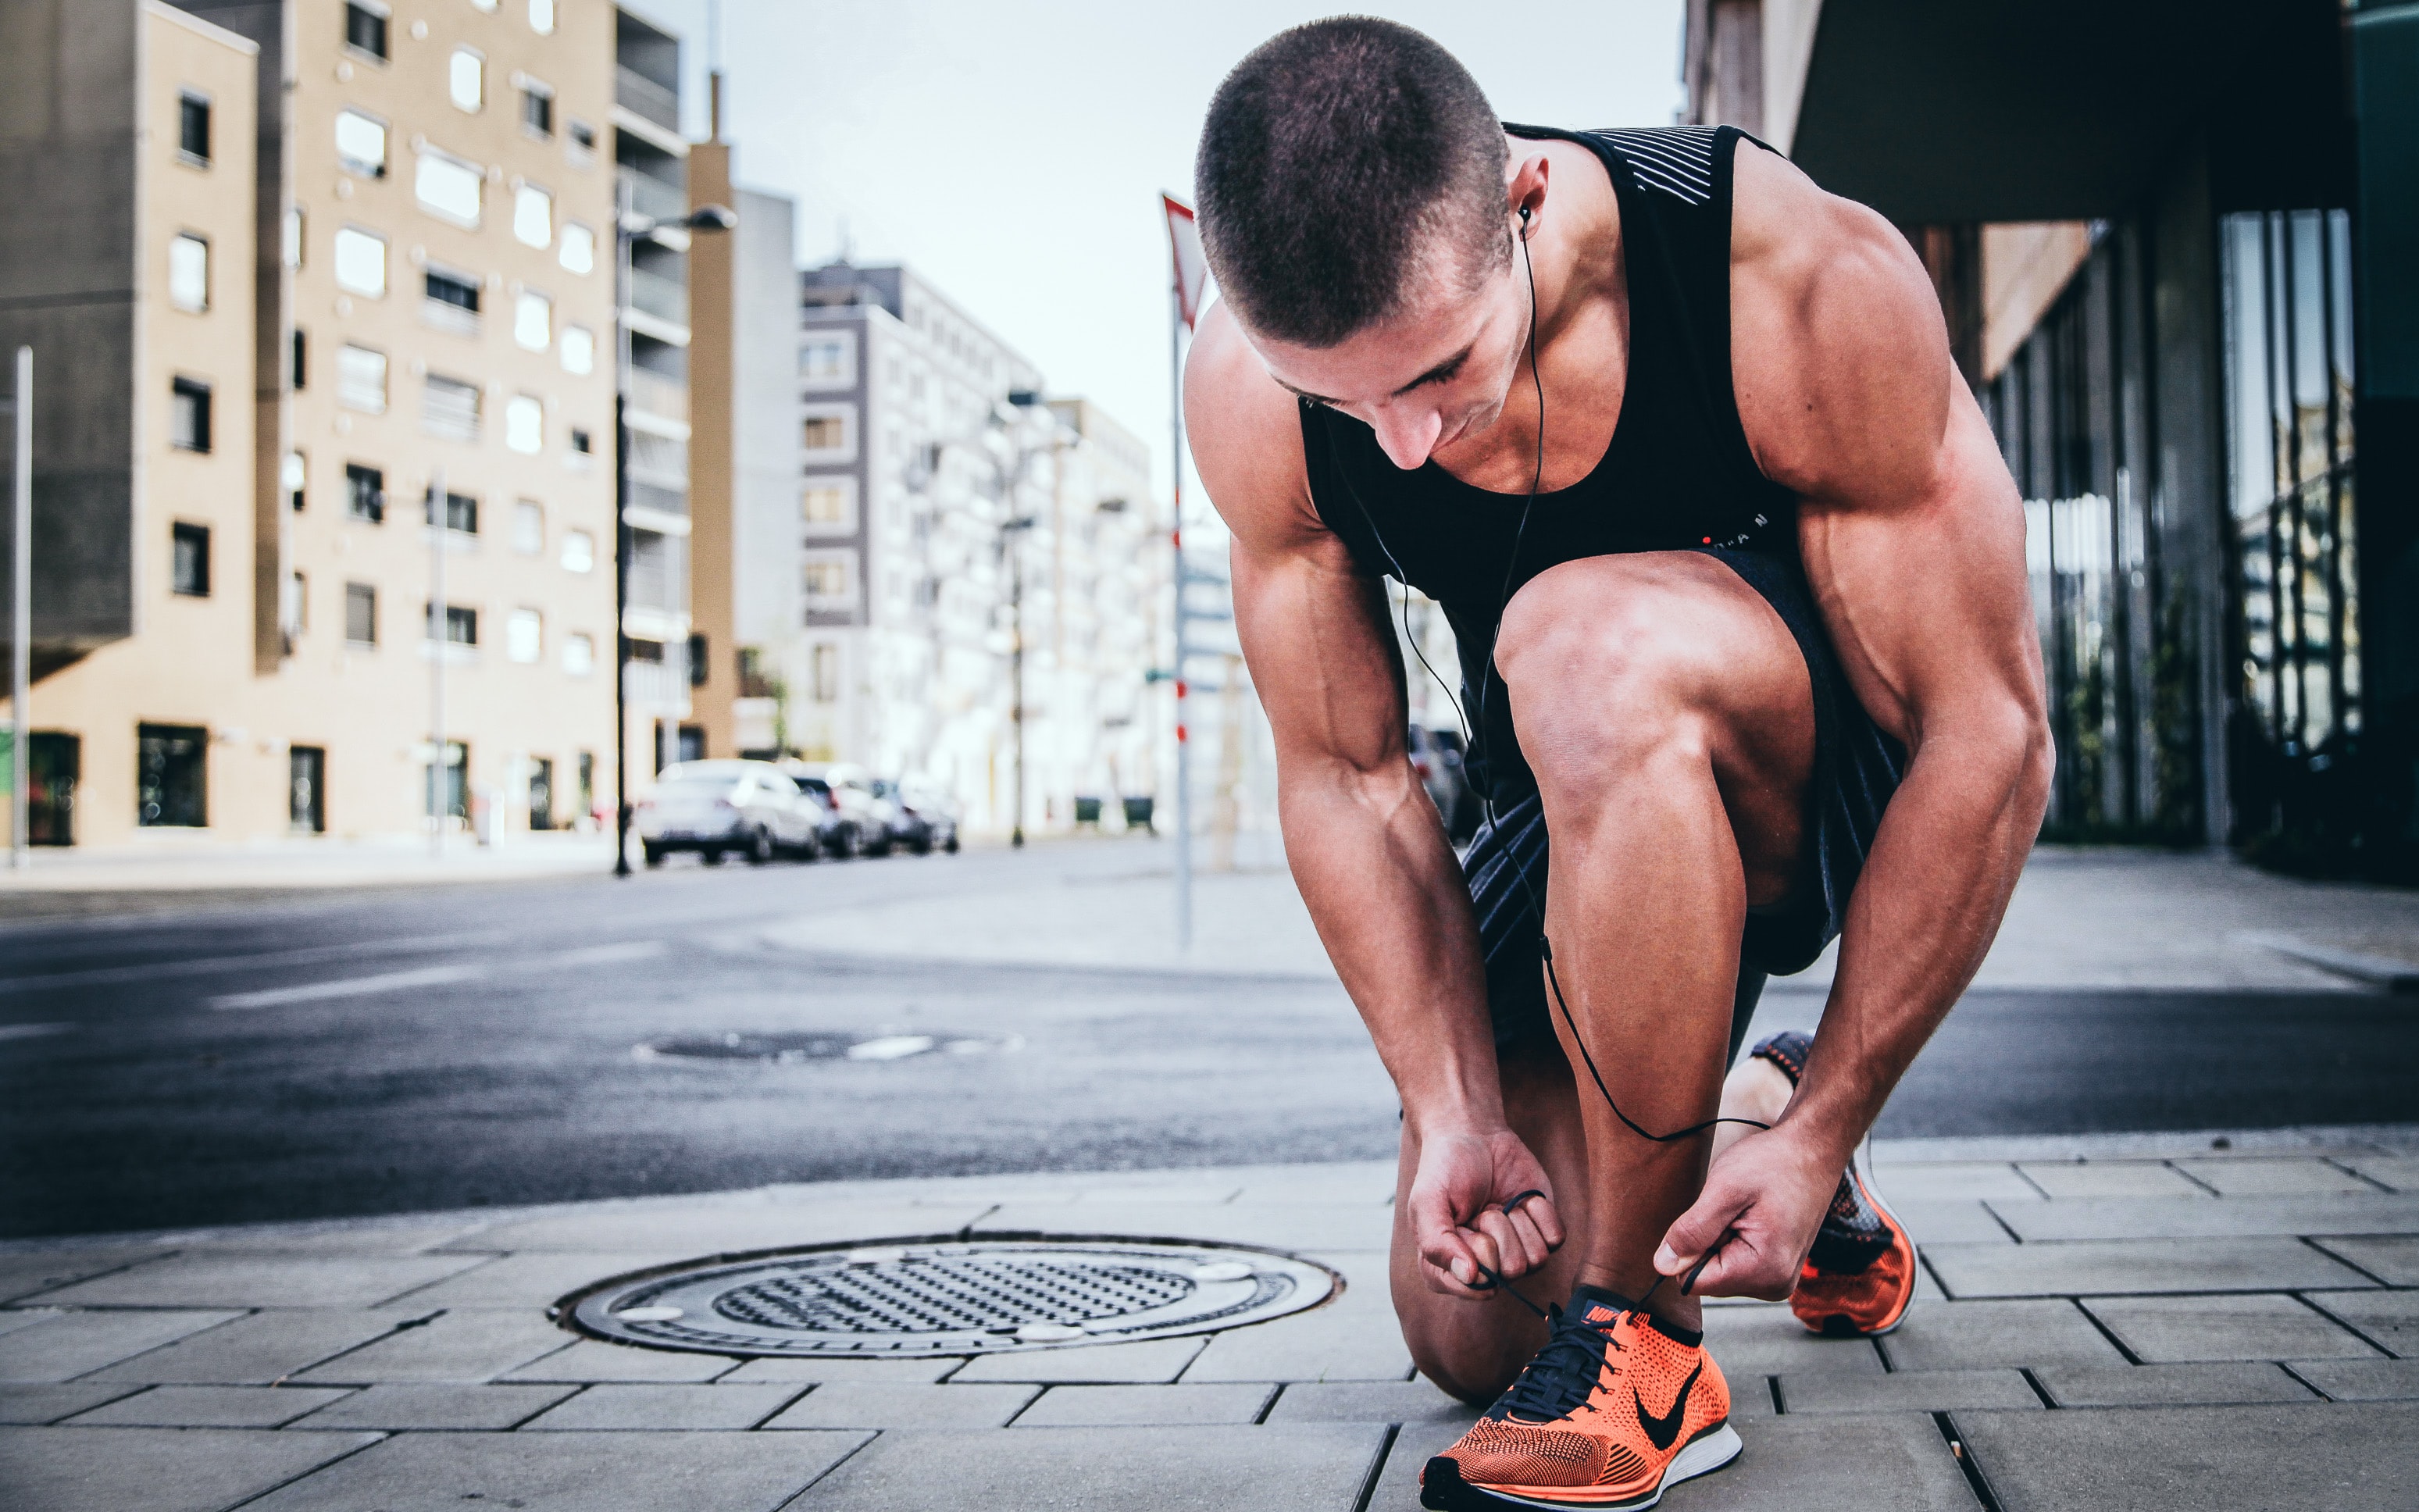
[1507,152,1550,238]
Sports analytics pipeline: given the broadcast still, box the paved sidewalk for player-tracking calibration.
[5,1131,2416,1510]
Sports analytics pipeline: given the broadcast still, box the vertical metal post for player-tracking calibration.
[1169,289,1191,950]
[1009,512,1026,850]
[9,347,29,868]
[430,465,446,857]
[612,176,635,877]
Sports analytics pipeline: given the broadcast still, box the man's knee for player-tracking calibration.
[1496,560,1720,793]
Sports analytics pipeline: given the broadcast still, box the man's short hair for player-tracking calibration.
[1195,17,1509,348]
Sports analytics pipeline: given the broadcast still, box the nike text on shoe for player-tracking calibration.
[1748,1031,1921,1337]
[1421,1286,1740,1510]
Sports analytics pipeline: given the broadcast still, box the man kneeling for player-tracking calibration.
[1182,19,2050,1509]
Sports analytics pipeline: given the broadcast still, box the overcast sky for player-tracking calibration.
[621,1,1689,501]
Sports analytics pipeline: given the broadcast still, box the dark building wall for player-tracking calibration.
[0,0,141,669]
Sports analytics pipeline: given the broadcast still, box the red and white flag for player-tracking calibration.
[1162,193,1210,330]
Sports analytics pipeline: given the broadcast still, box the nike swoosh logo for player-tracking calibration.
[1634,1360,1702,1452]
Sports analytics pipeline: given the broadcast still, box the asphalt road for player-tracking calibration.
[2,845,2413,1239]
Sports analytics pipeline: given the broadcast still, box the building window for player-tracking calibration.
[686,632,708,688]
[521,80,554,137]
[333,225,387,297]
[527,755,555,829]
[528,0,555,35]
[512,499,544,554]
[562,631,594,676]
[430,603,478,646]
[291,328,306,390]
[448,48,483,112]
[505,394,543,454]
[177,92,210,165]
[577,751,595,816]
[283,207,305,269]
[416,151,483,228]
[287,569,308,632]
[801,481,853,530]
[513,184,553,248]
[423,266,481,333]
[799,334,852,384]
[801,410,851,455]
[426,739,468,822]
[337,344,387,413]
[423,373,481,441]
[566,118,596,164]
[345,581,378,644]
[506,608,542,663]
[290,745,326,833]
[560,528,594,572]
[812,643,840,703]
[569,426,594,458]
[343,2,388,62]
[513,290,551,350]
[803,553,855,608]
[335,109,387,177]
[171,522,210,596]
[344,462,384,522]
[628,637,664,665]
[137,724,209,828]
[559,323,594,375]
[284,451,307,512]
[427,487,478,534]
[169,376,212,453]
[558,222,594,276]
[168,233,209,312]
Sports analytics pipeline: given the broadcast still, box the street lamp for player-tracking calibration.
[987,394,1051,849]
[614,196,735,879]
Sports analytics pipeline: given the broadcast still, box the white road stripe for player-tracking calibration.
[0,1022,73,1042]
[210,964,488,1011]
[0,929,508,996]
[548,940,668,968]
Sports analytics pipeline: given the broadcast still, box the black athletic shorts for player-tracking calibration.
[1461,546,1907,1060]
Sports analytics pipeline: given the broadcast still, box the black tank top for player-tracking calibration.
[1300,124,1796,804]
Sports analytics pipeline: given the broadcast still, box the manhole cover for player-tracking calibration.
[633,1031,1013,1064]
[562,1239,1338,1356]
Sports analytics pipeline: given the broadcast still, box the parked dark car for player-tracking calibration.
[886,779,961,854]
[1408,726,1478,843]
[781,768,872,859]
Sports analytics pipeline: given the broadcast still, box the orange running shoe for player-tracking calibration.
[1422,1286,1740,1510]
[1748,1032,1919,1337]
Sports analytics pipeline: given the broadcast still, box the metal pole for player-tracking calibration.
[430,465,445,857]
[1010,513,1026,849]
[612,177,634,877]
[1169,289,1191,950]
[10,348,29,869]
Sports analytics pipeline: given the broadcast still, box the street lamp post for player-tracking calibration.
[1004,513,1033,848]
[612,191,734,878]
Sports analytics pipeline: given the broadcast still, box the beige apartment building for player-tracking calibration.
[1,0,635,848]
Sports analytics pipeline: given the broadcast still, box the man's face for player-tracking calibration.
[1245,240,1526,473]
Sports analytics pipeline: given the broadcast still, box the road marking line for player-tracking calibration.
[210,964,488,1011]
[0,1022,73,1042]
[0,929,510,996]
[548,941,668,967]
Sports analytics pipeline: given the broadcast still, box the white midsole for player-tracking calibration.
[1471,1422,1744,1510]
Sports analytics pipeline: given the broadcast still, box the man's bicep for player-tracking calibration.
[1231,533,1409,774]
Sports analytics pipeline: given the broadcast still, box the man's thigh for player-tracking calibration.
[1389,1042,1590,1404]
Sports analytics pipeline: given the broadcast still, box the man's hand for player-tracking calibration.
[1407,1125,1565,1300]
[1652,1125,1839,1300]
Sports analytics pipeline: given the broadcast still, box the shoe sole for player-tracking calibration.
[1420,1422,1743,1510]
[1794,1152,1918,1338]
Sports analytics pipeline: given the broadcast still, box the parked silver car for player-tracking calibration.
[787,762,901,857]
[636,761,822,867]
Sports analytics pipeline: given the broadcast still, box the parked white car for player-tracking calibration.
[636,761,822,867]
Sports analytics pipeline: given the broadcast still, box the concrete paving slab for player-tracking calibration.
[291,1308,574,1383]
[762,1380,1037,1428]
[2300,1288,2419,1357]
[0,1425,380,1512]
[283,1382,576,1429]
[2338,1154,2419,1193]
[85,1307,404,1383]
[0,1308,242,1382]
[951,1336,1206,1383]
[2171,1156,2378,1196]
[0,1249,164,1305]
[1180,1294,1413,1383]
[1924,1236,2375,1296]
[1889,1200,2015,1245]
[1953,1402,2419,1510]
[2015,1161,2210,1199]
[173,1220,493,1257]
[2313,1235,2419,1284]
[62,1383,353,1427]
[500,1339,740,1383]
[2288,1357,2419,1400]
[1775,1368,2042,1414]
[373,1251,691,1309]
[30,1253,486,1310]
[2084,1293,2384,1362]
[795,1423,1386,1512]
[2034,1361,2317,1407]
[448,1201,995,1254]
[1265,1378,1478,1425]
[1013,1382,1274,1425]
[1701,1303,1886,1376]
[717,1356,961,1385]
[1988,1193,2419,1242]
[520,1382,803,1430]
[1865,1161,2043,1204]
[0,1382,146,1424]
[1664,1413,1982,1512]
[1061,1185,1248,1206]
[970,1202,1393,1252]
[0,1308,56,1338]
[1366,1418,1472,1512]
[240,1428,872,1512]
[1876,1299,2130,1371]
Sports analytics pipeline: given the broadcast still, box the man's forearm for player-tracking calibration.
[1779,718,2050,1161]
[1280,762,1505,1130]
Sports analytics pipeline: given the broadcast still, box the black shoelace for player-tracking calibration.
[1493,1302,1629,1421]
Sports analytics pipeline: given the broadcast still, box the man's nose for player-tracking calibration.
[1369,405,1443,471]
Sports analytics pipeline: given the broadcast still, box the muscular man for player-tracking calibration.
[1183,20,2050,1510]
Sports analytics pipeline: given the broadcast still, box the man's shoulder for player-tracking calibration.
[1183,303,1321,548]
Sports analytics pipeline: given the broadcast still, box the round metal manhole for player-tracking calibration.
[562,1239,1338,1357]
[632,1031,1015,1064]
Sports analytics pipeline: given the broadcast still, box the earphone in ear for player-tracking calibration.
[1518,205,1532,224]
